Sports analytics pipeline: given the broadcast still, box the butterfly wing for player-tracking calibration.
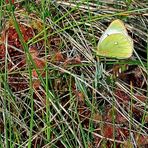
[106,19,127,33]
[97,33,133,59]
[99,19,128,43]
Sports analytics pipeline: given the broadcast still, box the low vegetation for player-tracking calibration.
[0,0,148,147]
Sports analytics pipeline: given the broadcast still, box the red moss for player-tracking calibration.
[0,23,34,91]
[102,124,114,139]
[6,0,15,4]
[115,88,130,102]
[0,25,34,70]
[54,52,64,62]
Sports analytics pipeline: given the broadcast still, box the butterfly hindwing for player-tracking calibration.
[97,33,133,59]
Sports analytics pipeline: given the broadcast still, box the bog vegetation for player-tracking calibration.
[0,0,148,148]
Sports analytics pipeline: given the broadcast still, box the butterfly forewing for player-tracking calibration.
[107,19,127,34]
[99,20,128,43]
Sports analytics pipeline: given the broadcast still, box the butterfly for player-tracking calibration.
[96,19,133,59]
